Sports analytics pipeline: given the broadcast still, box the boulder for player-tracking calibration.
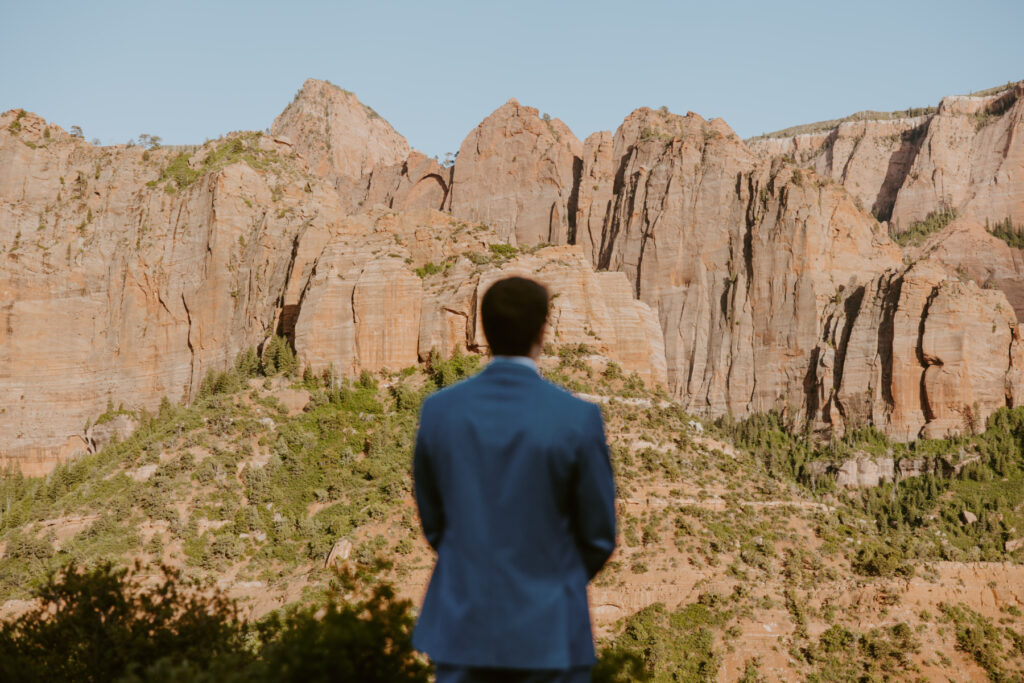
[85,414,139,454]
[834,457,895,488]
[325,538,353,568]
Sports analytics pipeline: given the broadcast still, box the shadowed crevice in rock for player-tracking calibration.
[597,150,636,272]
[566,156,582,244]
[742,186,755,289]
[181,292,196,400]
[832,285,866,422]
[916,286,942,423]
[277,232,307,340]
[803,346,821,421]
[876,273,903,411]
[872,122,927,222]
[838,132,864,186]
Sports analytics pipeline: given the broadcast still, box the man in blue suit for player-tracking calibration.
[413,276,617,683]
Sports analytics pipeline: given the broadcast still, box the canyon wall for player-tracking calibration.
[427,94,1024,439]
[0,100,661,471]
[748,83,1024,228]
[3,78,1023,469]
[0,111,349,471]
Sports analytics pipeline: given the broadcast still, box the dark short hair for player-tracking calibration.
[481,277,549,356]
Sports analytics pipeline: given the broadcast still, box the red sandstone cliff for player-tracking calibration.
[748,81,1024,228]
[3,78,1023,468]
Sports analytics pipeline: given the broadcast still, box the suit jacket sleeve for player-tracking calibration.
[413,402,445,551]
[573,402,617,580]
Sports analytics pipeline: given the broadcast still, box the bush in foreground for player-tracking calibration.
[0,563,430,683]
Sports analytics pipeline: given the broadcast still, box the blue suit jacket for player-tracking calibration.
[412,359,617,670]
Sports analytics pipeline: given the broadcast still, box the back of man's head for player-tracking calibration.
[481,277,549,357]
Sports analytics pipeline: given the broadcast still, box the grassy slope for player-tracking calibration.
[2,346,1023,681]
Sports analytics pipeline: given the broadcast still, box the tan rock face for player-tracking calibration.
[918,218,1024,321]
[0,115,345,468]
[813,260,1019,440]
[749,117,929,220]
[270,78,410,203]
[575,107,904,421]
[448,99,582,246]
[896,87,1024,227]
[749,82,1024,228]
[469,246,668,387]
[564,105,1020,440]
[361,151,452,213]
[4,78,1024,466]
[289,211,668,387]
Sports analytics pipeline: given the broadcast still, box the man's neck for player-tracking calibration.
[492,355,538,373]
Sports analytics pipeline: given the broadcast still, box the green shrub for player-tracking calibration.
[802,622,919,681]
[488,243,518,259]
[151,134,283,192]
[941,603,1009,681]
[0,563,433,683]
[426,348,480,388]
[597,597,730,682]
[244,581,430,682]
[261,336,296,377]
[0,563,244,682]
[414,260,454,278]
[851,542,915,578]
[987,217,1024,249]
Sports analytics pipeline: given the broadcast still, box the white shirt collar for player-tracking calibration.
[491,355,539,373]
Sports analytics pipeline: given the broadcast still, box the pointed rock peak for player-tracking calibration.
[451,99,583,246]
[469,99,581,154]
[614,106,746,155]
[293,78,362,105]
[271,78,410,181]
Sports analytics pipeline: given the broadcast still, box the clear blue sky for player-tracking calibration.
[2,0,1020,159]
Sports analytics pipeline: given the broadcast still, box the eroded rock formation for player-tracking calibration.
[0,111,346,468]
[451,102,1022,440]
[3,78,1023,469]
[917,218,1024,321]
[447,99,582,246]
[0,108,661,469]
[748,82,1024,228]
[270,78,411,209]
[289,210,667,386]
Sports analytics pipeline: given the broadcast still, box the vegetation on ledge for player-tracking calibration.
[987,216,1024,249]
[148,133,286,193]
[889,205,957,246]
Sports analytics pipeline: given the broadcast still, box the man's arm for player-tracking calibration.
[413,404,445,550]
[572,403,617,580]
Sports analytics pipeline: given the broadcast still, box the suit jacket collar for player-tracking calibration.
[483,357,542,379]
[489,356,538,373]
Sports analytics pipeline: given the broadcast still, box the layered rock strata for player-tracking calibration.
[447,103,1023,440]
[916,218,1024,321]
[4,78,1024,468]
[446,99,582,246]
[289,210,667,386]
[748,82,1024,228]
[0,105,664,468]
[0,112,346,468]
